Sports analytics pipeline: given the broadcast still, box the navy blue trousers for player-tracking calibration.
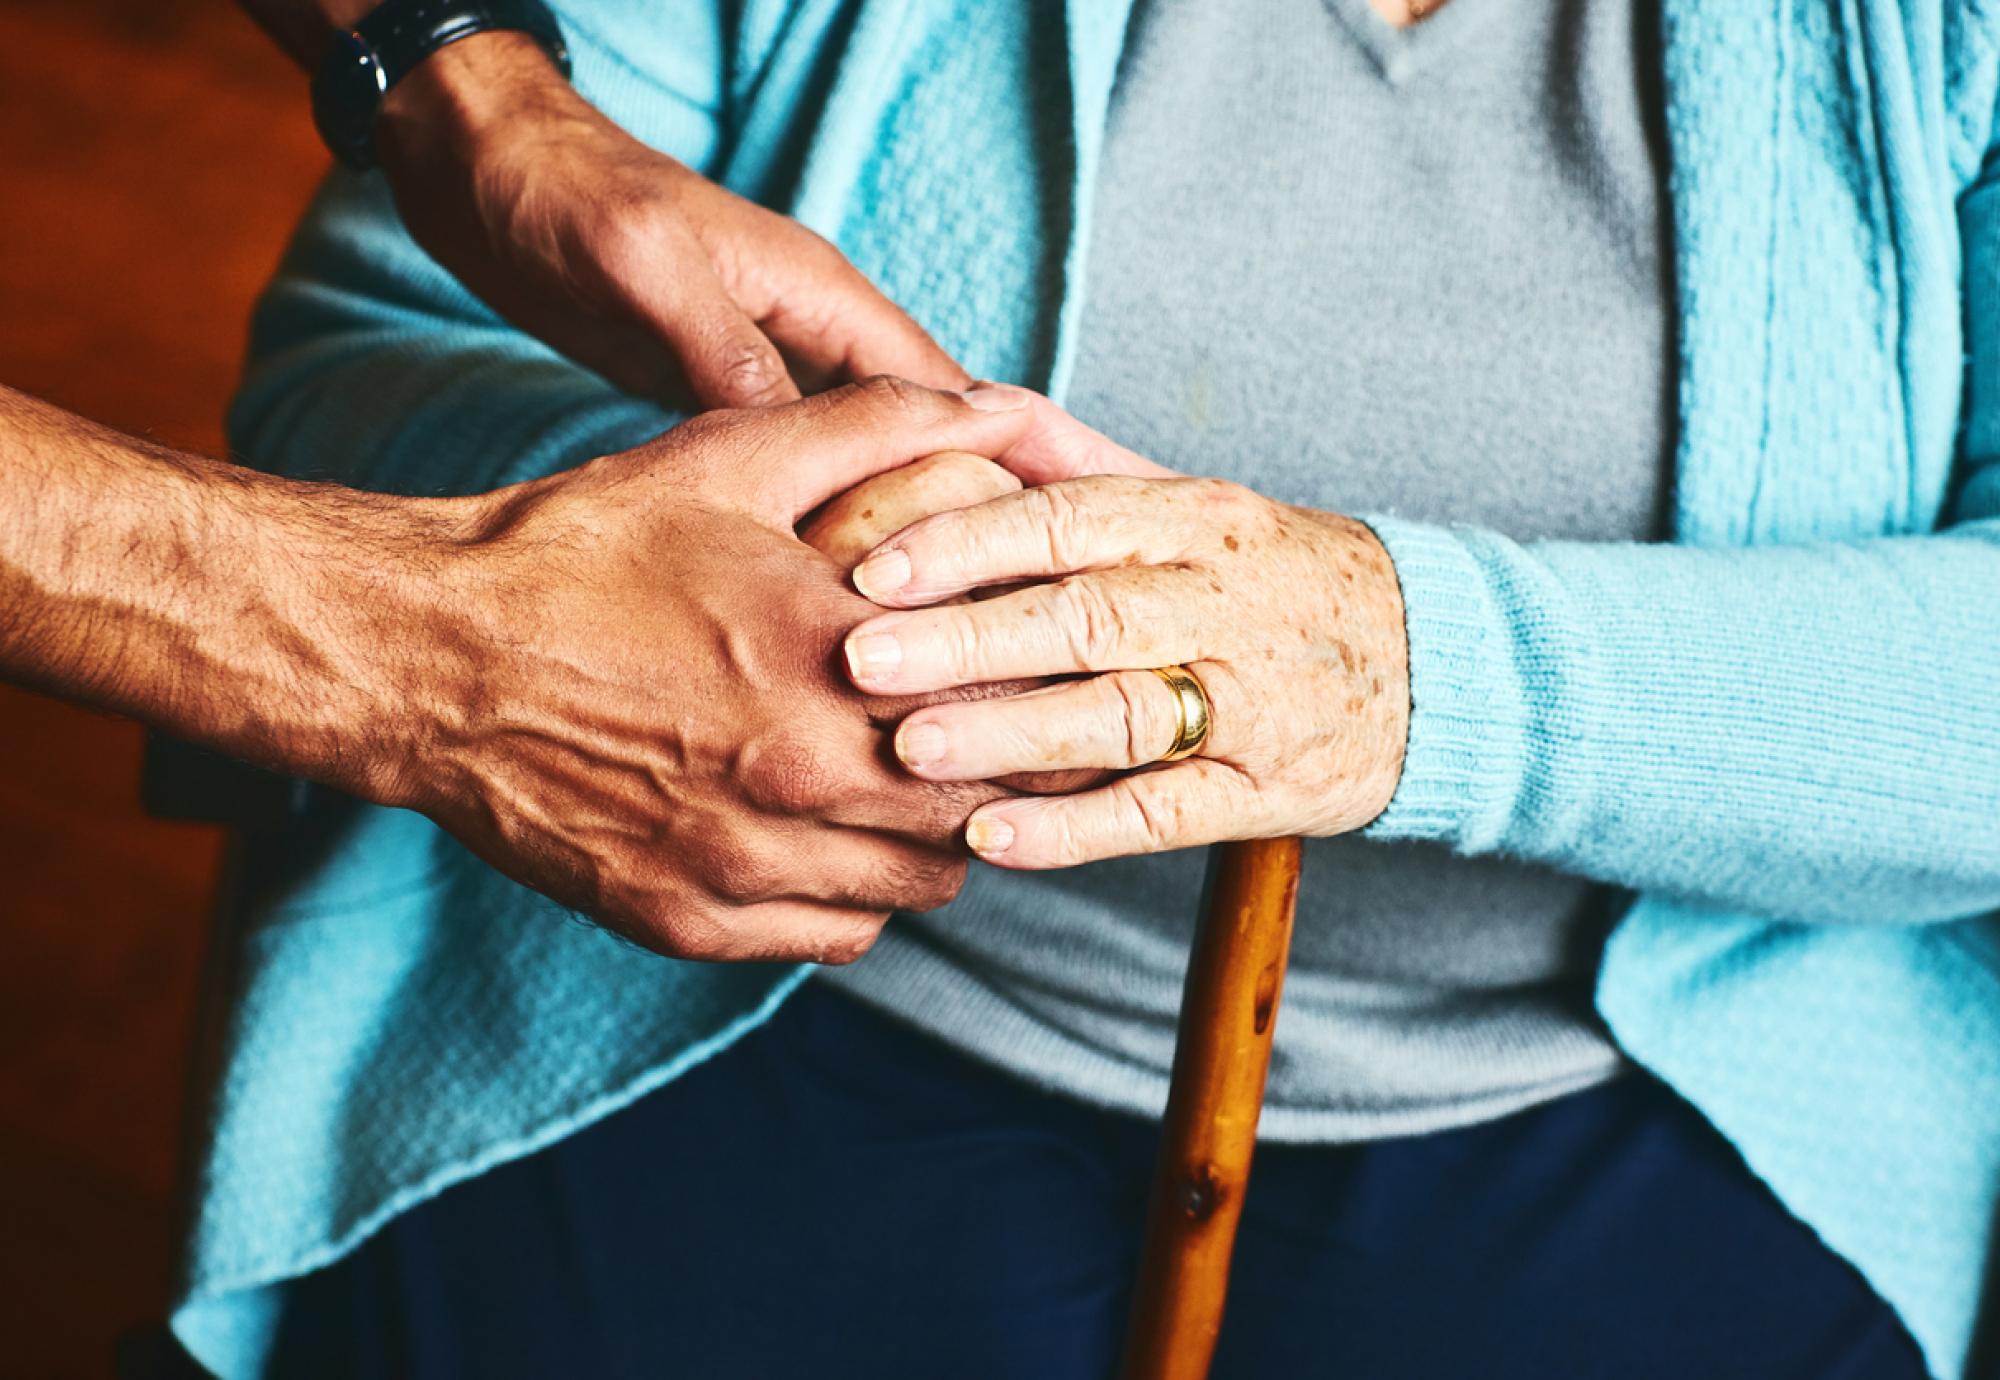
[268,981,1924,1378]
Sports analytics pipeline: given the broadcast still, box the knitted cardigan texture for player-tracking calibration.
[174,3,2000,1376]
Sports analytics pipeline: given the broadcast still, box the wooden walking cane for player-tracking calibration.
[1118,836,1304,1380]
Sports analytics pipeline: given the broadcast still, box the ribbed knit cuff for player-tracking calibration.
[1354,515,1527,846]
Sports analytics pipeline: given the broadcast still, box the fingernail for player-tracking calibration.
[854,548,911,599]
[896,720,947,769]
[966,815,1015,857]
[961,383,1030,412]
[844,631,902,681]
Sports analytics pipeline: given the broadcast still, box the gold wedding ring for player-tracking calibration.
[1151,665,1213,763]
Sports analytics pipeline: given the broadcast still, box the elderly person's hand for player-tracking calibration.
[839,411,1411,869]
[801,450,1020,565]
[802,449,1110,798]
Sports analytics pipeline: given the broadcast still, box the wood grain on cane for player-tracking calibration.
[1120,836,1304,1380]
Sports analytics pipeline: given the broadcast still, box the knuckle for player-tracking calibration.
[700,830,789,905]
[895,783,988,850]
[1041,808,1093,868]
[894,855,970,913]
[792,224,855,274]
[813,924,880,967]
[1024,484,1095,570]
[741,736,842,816]
[1058,578,1129,666]
[850,372,933,419]
[938,614,990,684]
[647,899,737,961]
[1103,673,1164,765]
[712,336,789,403]
[1120,782,1181,854]
[671,405,743,447]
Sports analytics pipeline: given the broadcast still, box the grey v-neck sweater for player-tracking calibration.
[824,0,1673,1141]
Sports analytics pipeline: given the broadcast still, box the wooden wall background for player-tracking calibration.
[0,2,324,1371]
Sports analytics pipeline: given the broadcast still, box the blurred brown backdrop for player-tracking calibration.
[0,2,324,1372]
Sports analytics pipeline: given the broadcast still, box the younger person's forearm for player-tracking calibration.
[235,0,566,123]
[0,385,472,800]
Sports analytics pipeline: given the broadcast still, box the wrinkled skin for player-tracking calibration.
[843,414,1412,871]
[802,451,1107,798]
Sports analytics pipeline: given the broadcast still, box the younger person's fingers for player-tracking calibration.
[759,253,974,394]
[699,823,970,915]
[632,267,803,410]
[624,892,886,964]
[745,378,1035,523]
[981,388,1180,487]
[729,900,892,965]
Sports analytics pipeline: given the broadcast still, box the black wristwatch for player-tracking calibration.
[311,0,571,170]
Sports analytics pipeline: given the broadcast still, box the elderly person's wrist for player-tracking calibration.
[1352,510,1536,844]
[1349,515,1531,848]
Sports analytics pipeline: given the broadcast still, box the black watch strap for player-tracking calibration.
[311,0,571,170]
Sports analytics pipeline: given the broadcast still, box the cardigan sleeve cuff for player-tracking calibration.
[1353,515,1529,847]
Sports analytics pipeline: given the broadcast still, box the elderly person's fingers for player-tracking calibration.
[852,475,1204,607]
[958,761,1267,869]
[890,664,1246,780]
[799,450,1022,569]
[844,565,1212,695]
[838,451,1410,852]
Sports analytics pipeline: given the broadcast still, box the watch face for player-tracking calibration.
[311,30,389,168]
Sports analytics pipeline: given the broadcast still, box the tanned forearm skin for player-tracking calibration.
[0,385,468,803]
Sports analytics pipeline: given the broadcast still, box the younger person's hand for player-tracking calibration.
[375,34,967,408]
[387,381,1036,961]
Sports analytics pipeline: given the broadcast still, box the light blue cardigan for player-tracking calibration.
[176,2,2000,1375]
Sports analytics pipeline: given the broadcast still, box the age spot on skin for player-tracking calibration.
[1334,640,1356,673]
[1223,533,1240,552]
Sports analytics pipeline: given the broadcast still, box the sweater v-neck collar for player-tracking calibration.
[1320,0,1514,85]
